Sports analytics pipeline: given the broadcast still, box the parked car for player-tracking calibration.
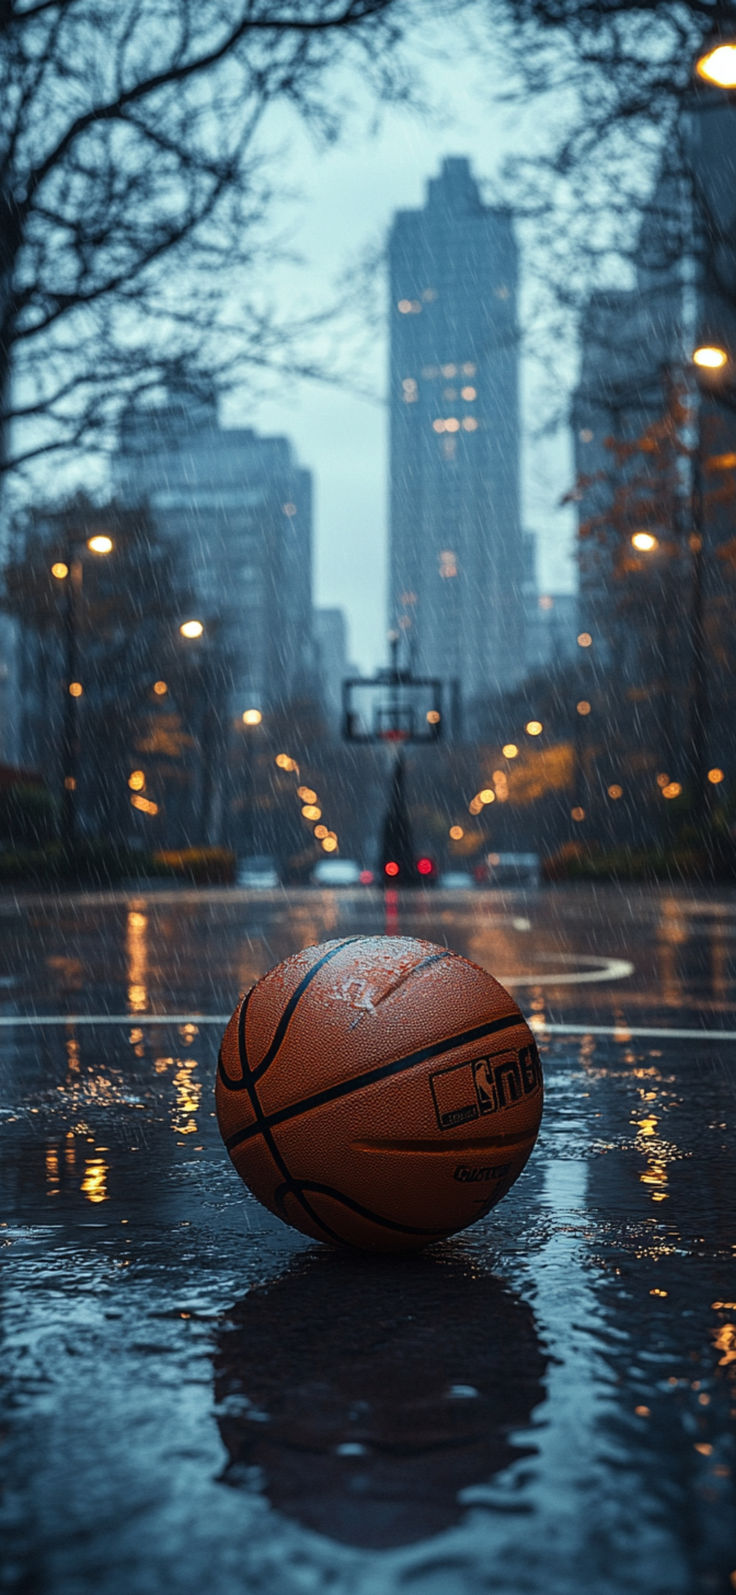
[484,852,541,887]
[236,854,280,889]
[310,857,363,887]
[437,869,478,890]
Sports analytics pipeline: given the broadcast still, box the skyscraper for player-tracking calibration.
[388,157,525,723]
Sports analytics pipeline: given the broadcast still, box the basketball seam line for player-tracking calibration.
[224,1010,522,1152]
[250,937,364,1083]
[228,1000,343,1246]
[217,987,254,1090]
[272,1177,449,1237]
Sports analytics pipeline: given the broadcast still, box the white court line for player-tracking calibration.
[531,1021,736,1043]
[0,954,635,1031]
[0,1014,734,1044]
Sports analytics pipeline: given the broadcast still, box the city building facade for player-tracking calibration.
[388,157,525,728]
[573,94,736,792]
[114,386,316,718]
[314,607,352,732]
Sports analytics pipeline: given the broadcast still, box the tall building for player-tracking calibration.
[573,94,736,778]
[388,157,525,723]
[114,386,315,716]
[314,607,350,732]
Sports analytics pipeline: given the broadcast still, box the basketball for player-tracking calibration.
[215,934,543,1252]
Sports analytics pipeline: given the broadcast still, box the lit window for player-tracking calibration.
[502,743,518,758]
[461,417,478,432]
[441,364,457,378]
[461,386,476,401]
[525,720,543,736]
[128,770,145,791]
[426,709,441,724]
[302,804,322,821]
[421,288,437,301]
[439,550,458,579]
[576,700,591,716]
[444,417,460,433]
[153,680,168,696]
[577,632,592,648]
[297,786,317,803]
[432,418,445,433]
[314,824,328,839]
[422,366,439,379]
[398,299,421,314]
[538,595,554,610]
[579,428,594,443]
[461,363,476,376]
[68,681,83,697]
[478,789,495,805]
[283,502,297,517]
[443,386,457,400]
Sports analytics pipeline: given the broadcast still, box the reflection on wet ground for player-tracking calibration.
[215,1254,547,1549]
[1,884,736,1593]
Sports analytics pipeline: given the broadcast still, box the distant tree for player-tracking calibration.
[2,492,202,840]
[481,0,736,428]
[0,0,415,481]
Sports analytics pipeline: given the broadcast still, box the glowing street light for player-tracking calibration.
[525,720,543,736]
[51,561,69,579]
[87,534,114,555]
[631,531,659,552]
[179,619,204,639]
[242,708,262,726]
[692,345,728,370]
[695,40,736,88]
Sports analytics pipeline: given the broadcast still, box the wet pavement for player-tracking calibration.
[1,882,735,1595]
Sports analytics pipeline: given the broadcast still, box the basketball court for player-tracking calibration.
[1,882,735,1592]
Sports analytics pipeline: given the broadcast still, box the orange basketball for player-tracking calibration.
[215,934,543,1252]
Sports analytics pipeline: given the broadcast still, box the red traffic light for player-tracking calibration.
[384,861,400,877]
[416,857,434,876]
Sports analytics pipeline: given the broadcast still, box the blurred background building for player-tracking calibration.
[388,156,526,730]
[573,90,736,791]
[114,385,317,718]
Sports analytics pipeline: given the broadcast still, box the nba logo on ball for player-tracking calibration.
[216,935,543,1252]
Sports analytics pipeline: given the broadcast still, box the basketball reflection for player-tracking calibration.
[214,1250,547,1548]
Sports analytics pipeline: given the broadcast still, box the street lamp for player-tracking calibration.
[695,37,736,89]
[53,532,114,844]
[687,343,731,842]
[692,344,729,369]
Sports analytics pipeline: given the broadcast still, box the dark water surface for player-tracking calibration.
[1,884,735,1594]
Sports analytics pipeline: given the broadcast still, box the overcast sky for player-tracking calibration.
[223,22,577,674]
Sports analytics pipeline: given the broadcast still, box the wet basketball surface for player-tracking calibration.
[1,884,735,1594]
